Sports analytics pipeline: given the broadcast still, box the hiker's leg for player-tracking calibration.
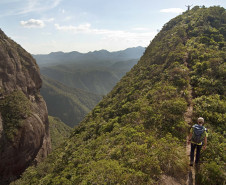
[190,143,196,164]
[195,145,202,164]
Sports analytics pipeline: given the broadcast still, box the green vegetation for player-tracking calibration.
[40,58,138,95]
[14,6,225,184]
[0,90,30,141]
[41,76,102,127]
[184,6,225,184]
[49,116,72,150]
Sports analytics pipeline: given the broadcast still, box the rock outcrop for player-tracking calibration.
[0,29,51,184]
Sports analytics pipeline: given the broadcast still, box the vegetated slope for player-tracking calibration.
[40,58,140,95]
[41,66,118,95]
[48,116,72,150]
[41,76,102,127]
[15,6,226,185]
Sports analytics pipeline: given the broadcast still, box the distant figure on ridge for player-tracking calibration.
[187,117,208,166]
[185,5,193,11]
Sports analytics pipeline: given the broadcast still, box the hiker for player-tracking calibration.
[187,117,208,166]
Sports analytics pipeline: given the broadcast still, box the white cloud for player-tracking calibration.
[54,23,157,48]
[20,18,54,28]
[0,0,62,17]
[160,8,184,13]
[19,0,62,14]
[55,23,91,33]
[20,19,45,28]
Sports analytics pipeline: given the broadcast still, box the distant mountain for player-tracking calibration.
[41,76,102,127]
[33,46,145,67]
[36,47,144,95]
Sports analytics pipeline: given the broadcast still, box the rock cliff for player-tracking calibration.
[0,29,51,184]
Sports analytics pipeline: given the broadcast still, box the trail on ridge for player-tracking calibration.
[184,54,195,185]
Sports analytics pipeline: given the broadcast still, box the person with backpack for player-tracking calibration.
[187,117,208,166]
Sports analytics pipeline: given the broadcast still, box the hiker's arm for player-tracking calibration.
[187,132,192,144]
[203,136,207,150]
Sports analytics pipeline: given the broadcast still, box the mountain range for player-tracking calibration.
[36,47,145,95]
[34,46,145,67]
[15,6,226,185]
[38,47,145,127]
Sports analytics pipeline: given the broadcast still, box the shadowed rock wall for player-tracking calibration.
[0,29,51,184]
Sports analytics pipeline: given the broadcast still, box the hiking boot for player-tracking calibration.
[190,161,193,166]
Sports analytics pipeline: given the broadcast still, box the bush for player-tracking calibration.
[0,90,30,141]
[196,161,226,185]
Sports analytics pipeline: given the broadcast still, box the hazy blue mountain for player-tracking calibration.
[34,46,145,67]
[36,47,145,95]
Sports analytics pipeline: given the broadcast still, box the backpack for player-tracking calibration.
[191,124,205,144]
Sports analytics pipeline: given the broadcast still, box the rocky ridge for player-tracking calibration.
[0,29,51,184]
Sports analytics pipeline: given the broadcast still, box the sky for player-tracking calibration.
[0,0,225,54]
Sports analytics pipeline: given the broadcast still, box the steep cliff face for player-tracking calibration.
[0,29,51,184]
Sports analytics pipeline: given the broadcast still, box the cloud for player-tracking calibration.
[20,18,54,28]
[0,0,62,17]
[20,19,45,28]
[54,23,157,47]
[160,8,184,13]
[18,0,62,14]
[55,23,91,33]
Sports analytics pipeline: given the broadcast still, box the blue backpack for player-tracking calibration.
[191,124,205,144]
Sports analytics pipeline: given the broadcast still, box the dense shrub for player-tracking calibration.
[0,90,30,141]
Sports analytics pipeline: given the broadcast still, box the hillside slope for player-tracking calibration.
[40,58,139,95]
[15,6,226,185]
[48,116,72,150]
[41,76,102,127]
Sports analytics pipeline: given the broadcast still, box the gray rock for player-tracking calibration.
[0,29,51,184]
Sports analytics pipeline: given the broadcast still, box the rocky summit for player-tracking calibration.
[0,29,51,184]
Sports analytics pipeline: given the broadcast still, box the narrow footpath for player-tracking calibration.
[184,81,195,185]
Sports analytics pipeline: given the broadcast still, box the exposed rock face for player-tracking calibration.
[0,29,51,184]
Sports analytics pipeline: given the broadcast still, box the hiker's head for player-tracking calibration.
[197,117,204,125]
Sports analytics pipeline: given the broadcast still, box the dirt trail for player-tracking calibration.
[184,79,195,185]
